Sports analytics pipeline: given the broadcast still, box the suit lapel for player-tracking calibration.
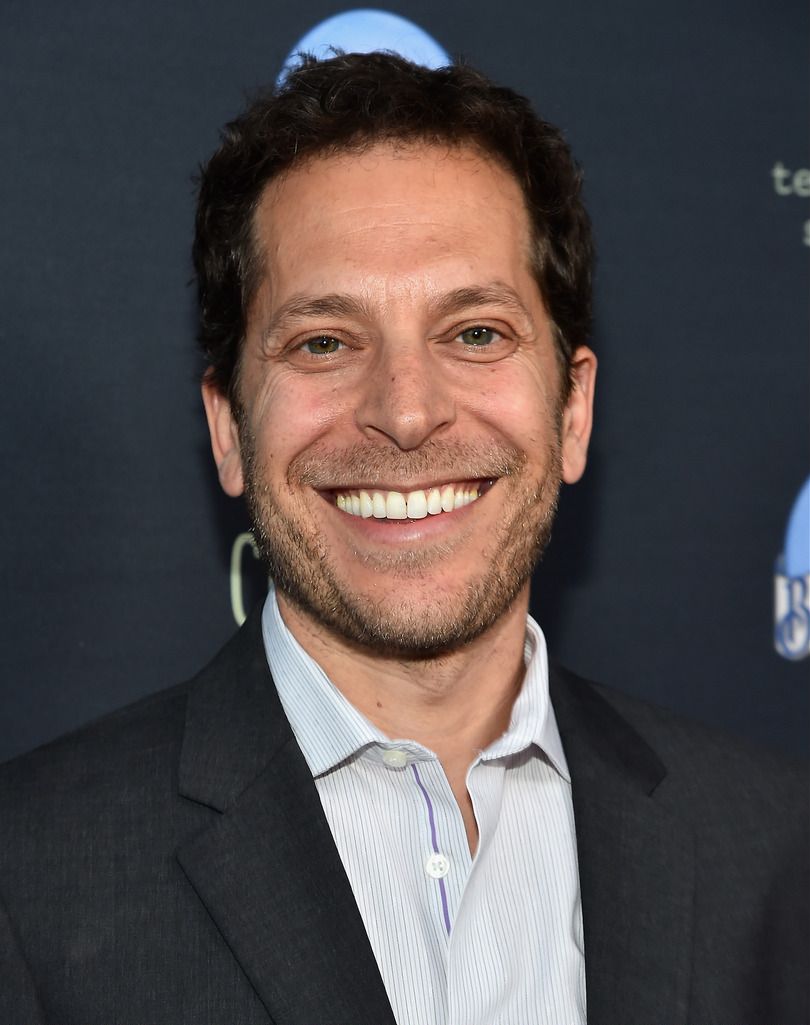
[175,609,396,1025]
[551,666,695,1025]
[174,610,694,1023]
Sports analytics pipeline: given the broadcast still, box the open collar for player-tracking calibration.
[263,586,569,781]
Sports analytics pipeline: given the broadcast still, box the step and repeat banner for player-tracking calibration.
[1,0,807,762]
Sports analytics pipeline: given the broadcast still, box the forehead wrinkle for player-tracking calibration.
[338,220,446,243]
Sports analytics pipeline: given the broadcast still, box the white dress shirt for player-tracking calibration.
[262,588,586,1025]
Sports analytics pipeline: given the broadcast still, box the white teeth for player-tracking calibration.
[336,483,484,520]
[406,491,428,519]
[386,492,407,519]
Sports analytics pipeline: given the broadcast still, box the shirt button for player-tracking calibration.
[425,853,450,879]
[382,748,408,769]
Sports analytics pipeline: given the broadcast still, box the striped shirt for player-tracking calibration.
[262,588,586,1025]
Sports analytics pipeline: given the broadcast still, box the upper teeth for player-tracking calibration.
[335,483,481,520]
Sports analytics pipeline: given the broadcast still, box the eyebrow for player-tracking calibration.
[431,284,532,321]
[263,282,533,342]
[263,294,373,342]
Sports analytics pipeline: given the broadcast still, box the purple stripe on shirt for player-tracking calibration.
[411,762,452,936]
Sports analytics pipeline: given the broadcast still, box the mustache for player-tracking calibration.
[287,440,526,489]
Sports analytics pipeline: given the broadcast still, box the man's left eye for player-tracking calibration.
[458,326,498,346]
[301,335,343,355]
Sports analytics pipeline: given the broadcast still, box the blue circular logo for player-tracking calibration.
[784,476,810,578]
[279,9,450,83]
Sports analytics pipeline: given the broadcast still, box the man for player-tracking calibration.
[0,53,806,1025]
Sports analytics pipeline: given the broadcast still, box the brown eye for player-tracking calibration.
[302,336,343,355]
[459,326,497,346]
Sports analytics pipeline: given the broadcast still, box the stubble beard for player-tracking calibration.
[240,433,562,659]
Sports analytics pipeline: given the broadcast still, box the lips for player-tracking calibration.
[332,480,490,520]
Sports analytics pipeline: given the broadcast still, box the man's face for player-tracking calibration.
[204,142,595,656]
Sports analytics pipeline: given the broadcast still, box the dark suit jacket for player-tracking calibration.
[1,608,807,1025]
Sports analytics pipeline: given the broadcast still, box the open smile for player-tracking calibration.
[328,479,496,520]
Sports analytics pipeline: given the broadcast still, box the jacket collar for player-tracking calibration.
[551,664,695,1024]
[176,606,397,1025]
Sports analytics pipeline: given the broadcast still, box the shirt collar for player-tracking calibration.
[472,616,569,779]
[261,586,570,783]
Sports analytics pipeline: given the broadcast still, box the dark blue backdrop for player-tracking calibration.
[1,0,807,763]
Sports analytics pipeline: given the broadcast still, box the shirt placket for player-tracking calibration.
[445,758,508,1025]
[403,756,472,949]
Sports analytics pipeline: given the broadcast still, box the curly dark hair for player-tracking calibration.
[193,51,593,401]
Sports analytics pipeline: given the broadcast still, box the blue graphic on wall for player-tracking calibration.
[279,9,450,83]
[774,475,810,661]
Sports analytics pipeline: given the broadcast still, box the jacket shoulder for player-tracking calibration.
[0,681,190,821]
[553,663,807,828]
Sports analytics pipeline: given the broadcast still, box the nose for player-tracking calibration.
[354,340,456,450]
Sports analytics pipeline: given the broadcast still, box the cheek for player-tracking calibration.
[460,363,558,451]
[252,373,355,466]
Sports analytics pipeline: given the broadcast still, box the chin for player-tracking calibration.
[241,430,561,657]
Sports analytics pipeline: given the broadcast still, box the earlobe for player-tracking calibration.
[201,376,245,497]
[560,346,597,484]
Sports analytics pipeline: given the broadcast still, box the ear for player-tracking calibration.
[560,346,597,484]
[201,374,245,497]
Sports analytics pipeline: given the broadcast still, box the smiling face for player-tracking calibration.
[204,142,595,656]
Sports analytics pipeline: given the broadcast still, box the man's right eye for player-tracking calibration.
[301,336,343,355]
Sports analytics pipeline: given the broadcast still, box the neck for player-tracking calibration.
[276,586,530,762]
[277,587,531,854]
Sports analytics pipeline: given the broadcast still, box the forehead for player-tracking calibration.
[251,142,535,302]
